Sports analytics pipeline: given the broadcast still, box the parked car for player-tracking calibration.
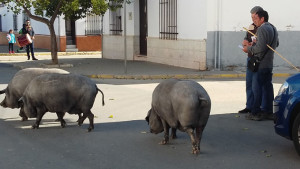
[274,73,300,156]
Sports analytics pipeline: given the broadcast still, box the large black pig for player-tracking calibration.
[146,79,211,154]
[0,68,69,121]
[19,73,105,132]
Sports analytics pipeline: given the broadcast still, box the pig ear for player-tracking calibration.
[18,97,24,107]
[199,97,208,105]
[0,88,6,95]
[145,109,151,124]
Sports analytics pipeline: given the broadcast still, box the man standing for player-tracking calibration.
[238,6,264,114]
[243,10,279,121]
[24,20,38,60]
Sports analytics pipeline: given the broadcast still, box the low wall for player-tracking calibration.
[102,35,139,60]
[147,38,207,70]
[0,32,102,52]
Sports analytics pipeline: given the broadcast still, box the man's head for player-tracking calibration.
[26,20,30,26]
[253,10,269,27]
[250,6,264,23]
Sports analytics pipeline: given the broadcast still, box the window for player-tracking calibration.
[13,14,18,31]
[23,12,30,24]
[159,0,178,40]
[86,14,102,35]
[109,8,122,35]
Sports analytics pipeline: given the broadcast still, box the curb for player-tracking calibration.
[86,73,293,80]
[0,51,101,56]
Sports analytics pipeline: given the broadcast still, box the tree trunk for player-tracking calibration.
[48,24,58,64]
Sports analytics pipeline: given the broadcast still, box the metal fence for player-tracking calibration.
[109,8,122,35]
[86,14,102,35]
[159,0,178,40]
[13,14,18,31]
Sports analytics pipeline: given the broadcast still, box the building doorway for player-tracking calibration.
[139,0,147,55]
[65,19,76,45]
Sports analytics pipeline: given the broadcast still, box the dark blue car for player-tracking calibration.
[274,73,300,156]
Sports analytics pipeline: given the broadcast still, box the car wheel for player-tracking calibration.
[292,113,300,156]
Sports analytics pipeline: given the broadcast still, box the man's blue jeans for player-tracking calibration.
[252,68,274,114]
[246,67,254,110]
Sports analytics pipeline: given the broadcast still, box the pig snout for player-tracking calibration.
[0,100,7,108]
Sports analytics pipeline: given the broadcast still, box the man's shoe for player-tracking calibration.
[252,114,265,121]
[239,108,251,114]
[262,113,274,120]
[245,113,255,120]
[32,58,38,60]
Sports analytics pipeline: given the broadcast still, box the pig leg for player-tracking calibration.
[19,107,28,121]
[56,112,66,128]
[185,128,199,154]
[86,110,94,132]
[171,128,177,139]
[159,120,170,145]
[54,112,66,122]
[77,113,82,122]
[32,110,46,129]
[195,126,204,154]
[78,112,87,126]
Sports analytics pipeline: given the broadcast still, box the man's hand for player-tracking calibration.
[242,46,248,53]
[242,40,250,46]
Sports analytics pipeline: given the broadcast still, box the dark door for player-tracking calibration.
[0,15,2,32]
[140,0,147,55]
[65,19,76,45]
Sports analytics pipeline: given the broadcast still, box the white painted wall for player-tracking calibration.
[207,0,300,32]
[148,0,207,40]
[177,0,207,39]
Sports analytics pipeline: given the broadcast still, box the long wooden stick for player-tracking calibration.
[243,27,299,72]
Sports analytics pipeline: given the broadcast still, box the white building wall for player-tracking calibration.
[177,0,207,40]
[102,2,140,60]
[206,0,300,70]
[207,0,300,32]
[76,18,86,36]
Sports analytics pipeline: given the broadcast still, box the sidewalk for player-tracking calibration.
[0,45,298,79]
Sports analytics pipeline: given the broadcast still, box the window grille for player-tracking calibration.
[159,0,178,40]
[13,14,18,31]
[109,8,122,35]
[86,14,101,35]
[23,12,30,24]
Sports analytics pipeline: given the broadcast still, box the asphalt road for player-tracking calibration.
[0,64,299,169]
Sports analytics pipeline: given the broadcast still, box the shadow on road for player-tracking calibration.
[0,113,299,169]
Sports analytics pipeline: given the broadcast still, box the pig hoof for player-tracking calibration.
[21,117,28,121]
[159,140,168,145]
[192,147,200,155]
[31,125,39,129]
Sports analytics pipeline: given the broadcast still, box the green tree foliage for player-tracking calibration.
[0,0,129,64]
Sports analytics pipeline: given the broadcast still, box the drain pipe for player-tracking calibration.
[57,16,60,52]
[218,0,222,70]
[124,1,127,74]
[101,14,104,58]
[214,0,222,70]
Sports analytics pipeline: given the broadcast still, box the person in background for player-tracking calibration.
[17,24,27,52]
[7,29,16,54]
[238,6,264,114]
